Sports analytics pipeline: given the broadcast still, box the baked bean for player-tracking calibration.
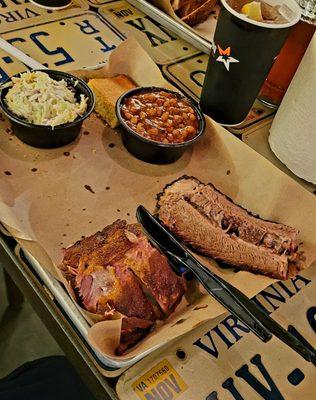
[174,115,183,123]
[161,112,169,121]
[130,106,139,114]
[186,126,196,135]
[123,111,132,120]
[166,119,173,127]
[182,132,189,141]
[168,107,177,115]
[131,116,139,124]
[121,90,199,143]
[136,122,144,129]
[147,108,156,117]
[136,125,145,134]
[149,93,156,102]
[148,127,159,136]
[140,111,147,119]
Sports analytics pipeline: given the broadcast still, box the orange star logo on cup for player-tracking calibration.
[216,45,239,71]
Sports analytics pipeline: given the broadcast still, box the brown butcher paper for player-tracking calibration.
[0,37,315,364]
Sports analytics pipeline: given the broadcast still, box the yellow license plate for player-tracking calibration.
[0,0,88,32]
[162,53,209,99]
[132,359,188,400]
[0,11,125,82]
[99,0,198,65]
[86,0,115,6]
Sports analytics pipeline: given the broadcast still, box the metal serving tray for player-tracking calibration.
[23,250,150,370]
[127,0,213,54]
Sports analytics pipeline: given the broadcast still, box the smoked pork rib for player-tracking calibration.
[157,176,305,279]
[61,220,185,354]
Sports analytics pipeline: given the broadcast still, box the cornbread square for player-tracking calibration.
[88,75,136,128]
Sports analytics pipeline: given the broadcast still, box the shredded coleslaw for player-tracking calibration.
[5,71,88,127]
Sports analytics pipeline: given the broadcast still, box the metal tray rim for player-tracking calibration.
[127,0,213,54]
[24,251,157,369]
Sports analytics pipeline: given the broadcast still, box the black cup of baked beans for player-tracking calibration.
[116,87,206,164]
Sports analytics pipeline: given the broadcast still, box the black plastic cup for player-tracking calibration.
[116,87,206,164]
[0,70,95,148]
[200,0,301,126]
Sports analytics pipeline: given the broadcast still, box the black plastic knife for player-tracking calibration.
[137,205,316,364]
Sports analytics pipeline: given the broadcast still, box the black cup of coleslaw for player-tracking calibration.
[0,70,95,149]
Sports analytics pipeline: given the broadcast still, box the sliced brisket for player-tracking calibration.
[157,176,305,279]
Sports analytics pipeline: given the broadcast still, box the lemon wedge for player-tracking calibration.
[241,1,263,21]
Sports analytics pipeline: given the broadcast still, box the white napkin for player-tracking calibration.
[269,35,316,184]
